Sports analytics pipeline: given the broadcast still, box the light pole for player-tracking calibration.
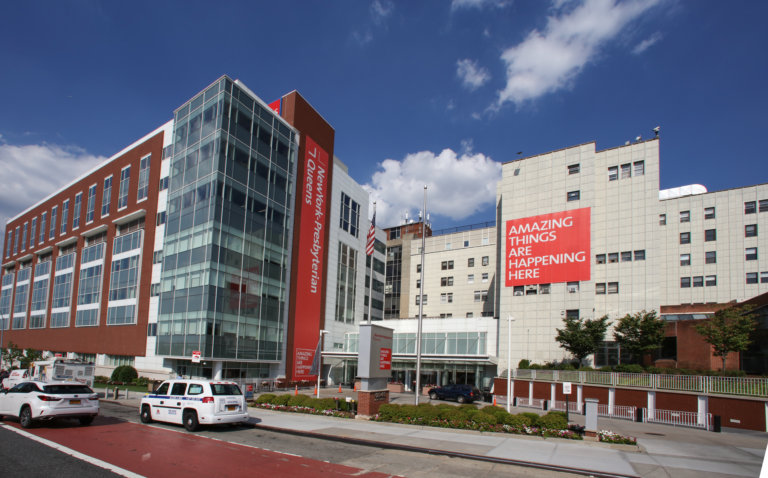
[317,329,328,399]
[415,185,427,405]
[507,315,515,413]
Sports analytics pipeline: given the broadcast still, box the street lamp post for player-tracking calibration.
[507,315,515,413]
[317,330,328,399]
[415,185,427,405]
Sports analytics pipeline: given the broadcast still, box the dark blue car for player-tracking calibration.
[427,384,480,404]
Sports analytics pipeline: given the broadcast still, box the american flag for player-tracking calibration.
[366,211,376,256]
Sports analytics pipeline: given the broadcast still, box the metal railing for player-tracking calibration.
[512,369,768,398]
[597,404,637,421]
[643,408,712,430]
[515,397,546,409]
[550,400,580,413]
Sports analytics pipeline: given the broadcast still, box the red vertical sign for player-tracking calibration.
[292,135,329,380]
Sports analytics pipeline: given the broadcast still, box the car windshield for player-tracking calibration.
[43,384,94,394]
[211,384,242,396]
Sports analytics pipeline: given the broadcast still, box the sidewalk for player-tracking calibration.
[103,387,767,478]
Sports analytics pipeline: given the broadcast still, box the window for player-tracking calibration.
[21,222,27,251]
[608,252,618,263]
[474,290,488,302]
[482,272,489,282]
[567,281,579,293]
[659,214,666,226]
[39,212,46,244]
[467,258,474,267]
[334,243,357,324]
[439,313,453,318]
[679,211,690,223]
[339,192,360,237]
[680,232,690,244]
[566,309,579,320]
[466,312,474,318]
[513,286,523,296]
[525,285,537,295]
[746,224,757,237]
[760,199,768,212]
[156,211,166,225]
[415,294,427,305]
[633,161,645,176]
[567,190,580,202]
[634,250,645,261]
[705,251,716,264]
[680,254,690,266]
[621,251,632,262]
[73,192,82,229]
[440,276,454,287]
[607,282,619,294]
[762,272,768,284]
[61,200,69,234]
[441,260,454,270]
[13,226,19,255]
[440,292,453,304]
[704,229,716,242]
[159,176,169,191]
[693,276,703,287]
[596,283,606,294]
[416,264,421,274]
[705,275,717,287]
[620,163,631,179]
[608,166,618,181]
[50,206,57,239]
[153,250,163,264]
[137,154,151,201]
[118,166,130,209]
[746,272,758,284]
[481,256,489,266]
[102,176,112,217]
[596,254,606,264]
[30,217,36,249]
[467,274,474,284]
[745,201,756,214]
[704,207,715,219]
[463,240,469,248]
[86,184,97,224]
[568,163,580,174]
[681,277,691,288]
[539,283,550,294]
[746,247,758,260]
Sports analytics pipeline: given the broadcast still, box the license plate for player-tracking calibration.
[70,399,81,405]
[226,405,237,411]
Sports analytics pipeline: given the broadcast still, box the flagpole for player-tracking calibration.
[415,186,426,405]
[367,202,376,324]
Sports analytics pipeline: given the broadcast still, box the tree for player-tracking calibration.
[1,342,42,370]
[613,310,665,364]
[694,305,757,371]
[555,315,610,365]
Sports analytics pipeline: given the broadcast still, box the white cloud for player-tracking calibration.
[371,0,394,25]
[632,31,663,54]
[0,143,106,232]
[451,0,510,11]
[456,58,491,91]
[364,148,502,228]
[494,0,660,108]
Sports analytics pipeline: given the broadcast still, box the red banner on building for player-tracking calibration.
[379,348,392,370]
[292,135,329,380]
[505,208,591,286]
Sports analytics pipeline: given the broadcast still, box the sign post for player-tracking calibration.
[357,323,393,417]
[563,382,572,422]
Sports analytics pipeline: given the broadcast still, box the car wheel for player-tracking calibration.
[429,392,438,400]
[140,405,152,424]
[457,395,466,404]
[19,406,34,428]
[79,416,94,426]
[183,410,199,432]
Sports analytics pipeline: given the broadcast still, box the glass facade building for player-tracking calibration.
[156,77,299,378]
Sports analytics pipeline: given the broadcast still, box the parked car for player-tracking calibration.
[0,381,99,428]
[139,379,249,431]
[428,384,481,404]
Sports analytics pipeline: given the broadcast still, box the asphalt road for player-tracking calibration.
[0,402,582,478]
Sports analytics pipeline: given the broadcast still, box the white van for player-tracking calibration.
[2,369,30,389]
[139,379,249,431]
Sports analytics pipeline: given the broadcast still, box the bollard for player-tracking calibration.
[113,387,119,399]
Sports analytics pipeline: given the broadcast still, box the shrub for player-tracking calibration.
[437,407,467,422]
[132,376,149,386]
[503,414,532,428]
[482,405,510,421]
[416,403,440,420]
[272,394,291,406]
[377,404,400,421]
[94,375,110,383]
[254,393,276,404]
[518,359,531,369]
[538,411,568,430]
[471,412,497,426]
[288,394,312,407]
[311,398,336,411]
[110,365,138,383]
[520,412,541,427]
[614,364,644,374]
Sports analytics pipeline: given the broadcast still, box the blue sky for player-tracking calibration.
[1,0,766,239]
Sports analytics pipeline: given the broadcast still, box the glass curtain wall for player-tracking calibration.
[157,77,298,371]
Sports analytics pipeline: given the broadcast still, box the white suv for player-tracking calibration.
[140,379,249,431]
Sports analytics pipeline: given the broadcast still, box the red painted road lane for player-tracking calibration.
[7,419,399,478]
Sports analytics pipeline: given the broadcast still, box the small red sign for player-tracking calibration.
[192,351,201,363]
[379,348,392,370]
[247,385,254,392]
